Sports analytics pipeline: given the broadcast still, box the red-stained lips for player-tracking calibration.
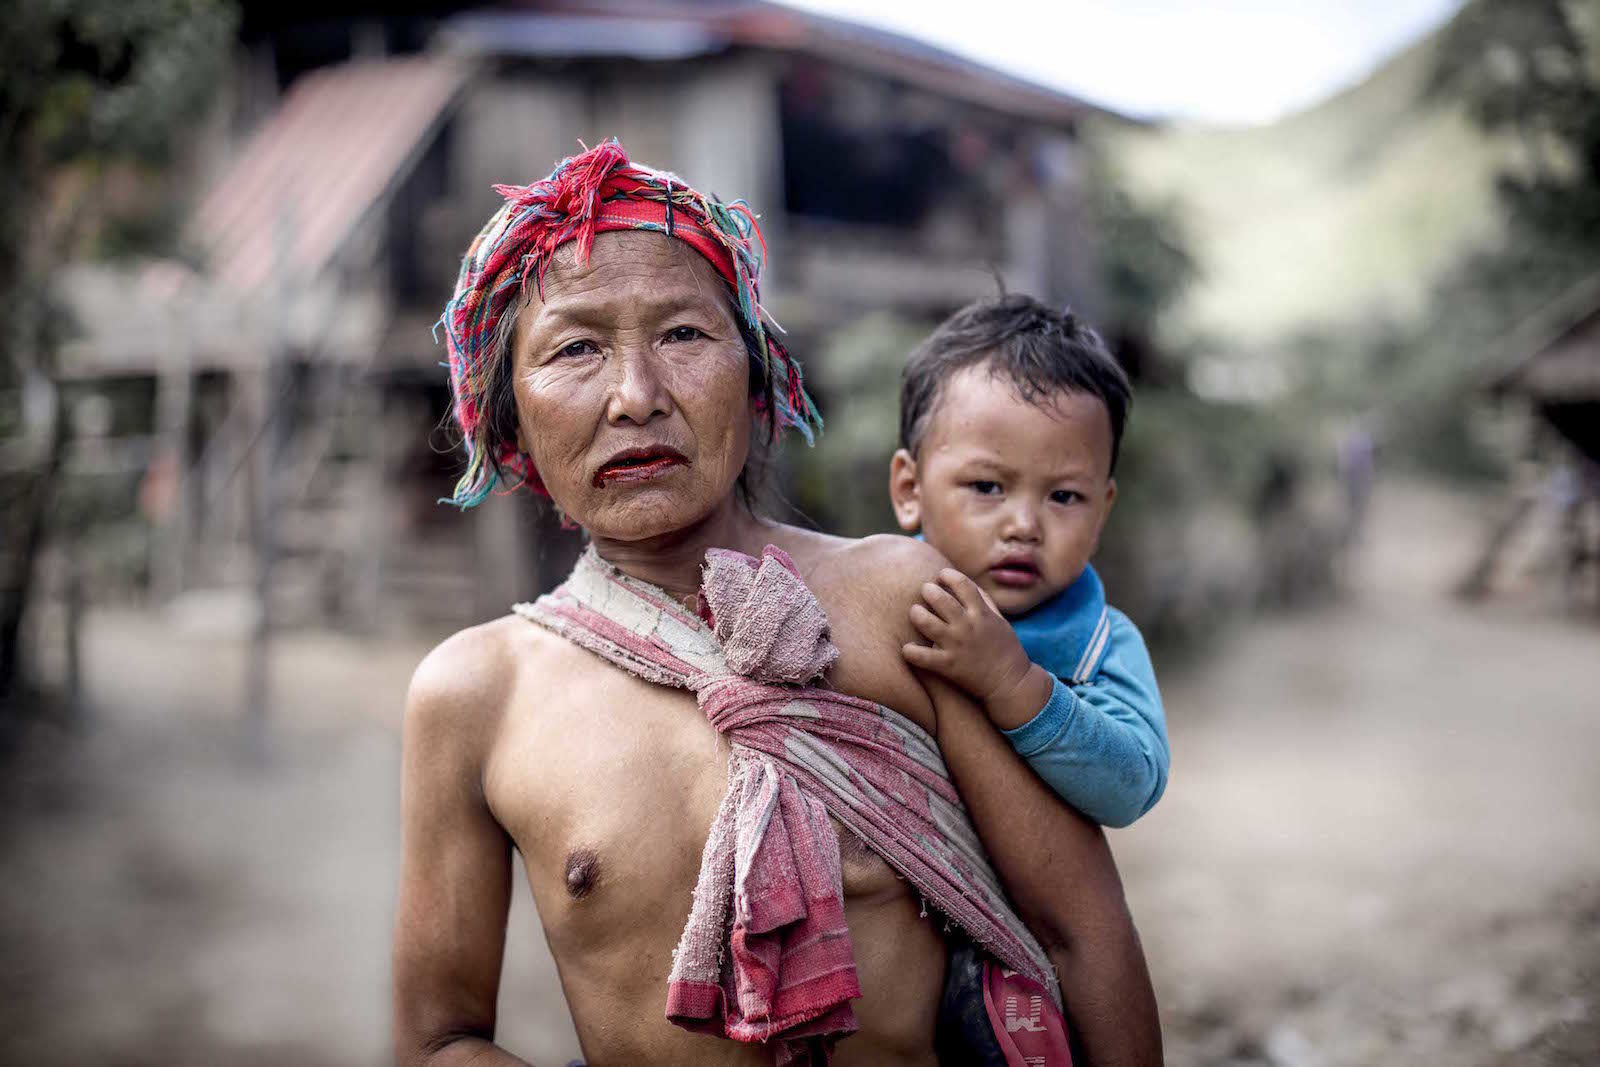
[592,445,689,487]
[988,554,1041,588]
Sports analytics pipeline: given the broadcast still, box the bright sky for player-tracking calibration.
[779,0,1468,125]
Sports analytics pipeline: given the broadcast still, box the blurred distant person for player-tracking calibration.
[1253,449,1305,605]
[1336,420,1376,546]
[887,297,1168,832]
[392,143,1160,1067]
[1550,454,1600,609]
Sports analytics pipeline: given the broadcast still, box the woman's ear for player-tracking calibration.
[888,448,923,532]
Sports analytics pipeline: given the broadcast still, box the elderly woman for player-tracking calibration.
[393,143,1159,1067]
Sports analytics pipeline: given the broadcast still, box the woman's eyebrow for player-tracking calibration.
[535,288,723,327]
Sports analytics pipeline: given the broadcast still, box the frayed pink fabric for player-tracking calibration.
[702,547,839,684]
[516,545,1059,1066]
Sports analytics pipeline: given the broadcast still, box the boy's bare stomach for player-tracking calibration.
[487,647,948,1065]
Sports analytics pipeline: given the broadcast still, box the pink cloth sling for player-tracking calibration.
[515,545,1066,1065]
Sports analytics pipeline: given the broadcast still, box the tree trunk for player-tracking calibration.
[0,373,64,709]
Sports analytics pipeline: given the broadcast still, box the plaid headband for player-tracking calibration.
[437,139,822,508]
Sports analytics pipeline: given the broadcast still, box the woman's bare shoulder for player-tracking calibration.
[402,614,565,755]
[846,532,952,588]
[776,526,950,597]
[779,530,954,732]
[811,531,952,608]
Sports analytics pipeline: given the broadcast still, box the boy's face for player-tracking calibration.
[889,364,1118,617]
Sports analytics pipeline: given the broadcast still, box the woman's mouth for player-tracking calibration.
[592,446,688,487]
[988,557,1041,588]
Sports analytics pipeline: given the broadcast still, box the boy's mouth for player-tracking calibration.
[593,446,688,487]
[987,554,1041,588]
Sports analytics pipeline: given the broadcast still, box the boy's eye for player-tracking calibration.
[970,480,1002,496]
[557,339,598,358]
[665,325,703,343]
[1050,489,1083,505]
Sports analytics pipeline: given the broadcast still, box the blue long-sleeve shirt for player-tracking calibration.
[1000,565,1169,828]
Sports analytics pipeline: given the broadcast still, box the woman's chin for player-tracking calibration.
[582,487,722,543]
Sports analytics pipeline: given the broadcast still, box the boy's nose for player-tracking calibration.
[1001,504,1042,543]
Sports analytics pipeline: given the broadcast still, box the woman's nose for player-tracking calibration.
[605,344,673,426]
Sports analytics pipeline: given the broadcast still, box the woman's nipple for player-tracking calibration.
[564,847,600,900]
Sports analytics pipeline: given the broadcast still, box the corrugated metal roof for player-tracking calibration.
[442,12,725,59]
[451,0,1118,128]
[188,55,470,294]
[1491,275,1600,402]
[1501,308,1600,401]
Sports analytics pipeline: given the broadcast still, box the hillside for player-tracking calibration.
[1104,26,1516,350]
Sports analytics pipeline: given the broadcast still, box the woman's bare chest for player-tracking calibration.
[486,657,906,934]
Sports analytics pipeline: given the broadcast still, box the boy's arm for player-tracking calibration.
[1002,611,1168,828]
[907,572,1169,828]
[924,673,1164,1067]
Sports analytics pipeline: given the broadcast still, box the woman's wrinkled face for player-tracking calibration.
[510,230,752,541]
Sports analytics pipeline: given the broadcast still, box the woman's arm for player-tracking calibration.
[928,672,1163,1067]
[392,636,531,1067]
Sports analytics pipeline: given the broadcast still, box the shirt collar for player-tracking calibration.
[1009,565,1108,683]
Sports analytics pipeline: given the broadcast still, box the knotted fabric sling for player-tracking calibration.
[515,544,1071,1066]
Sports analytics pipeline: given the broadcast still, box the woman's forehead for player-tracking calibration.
[528,231,731,326]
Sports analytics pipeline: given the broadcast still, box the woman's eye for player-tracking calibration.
[558,339,597,358]
[970,480,1001,496]
[1051,489,1083,505]
[666,325,703,343]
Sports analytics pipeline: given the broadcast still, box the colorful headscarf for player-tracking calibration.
[437,139,822,508]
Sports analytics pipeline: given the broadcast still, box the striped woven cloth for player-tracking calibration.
[515,545,1060,1065]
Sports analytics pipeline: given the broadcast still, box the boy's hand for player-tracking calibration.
[903,569,1051,728]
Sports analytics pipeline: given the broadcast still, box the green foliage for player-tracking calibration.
[1103,33,1512,348]
[1095,386,1289,636]
[1108,0,1600,484]
[1384,0,1600,474]
[1430,0,1600,251]
[1087,164,1199,349]
[1429,0,1596,146]
[790,313,937,538]
[1,0,236,166]
[1,0,236,395]
[0,0,236,308]
[0,1,237,700]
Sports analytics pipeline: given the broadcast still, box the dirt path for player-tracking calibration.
[0,481,1594,1065]
[1116,483,1600,1064]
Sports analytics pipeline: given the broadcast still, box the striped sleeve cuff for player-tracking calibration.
[1001,675,1078,757]
[1069,607,1111,683]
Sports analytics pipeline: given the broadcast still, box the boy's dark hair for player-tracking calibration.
[899,294,1131,474]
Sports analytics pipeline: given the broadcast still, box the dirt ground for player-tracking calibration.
[0,480,1595,1065]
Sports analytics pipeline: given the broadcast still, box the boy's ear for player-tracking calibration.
[1089,476,1117,553]
[888,448,922,532]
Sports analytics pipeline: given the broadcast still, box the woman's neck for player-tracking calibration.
[589,498,775,603]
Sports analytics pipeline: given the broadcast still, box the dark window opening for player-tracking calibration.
[779,71,961,229]
[388,121,454,306]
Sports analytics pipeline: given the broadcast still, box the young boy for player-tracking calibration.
[891,294,1168,828]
